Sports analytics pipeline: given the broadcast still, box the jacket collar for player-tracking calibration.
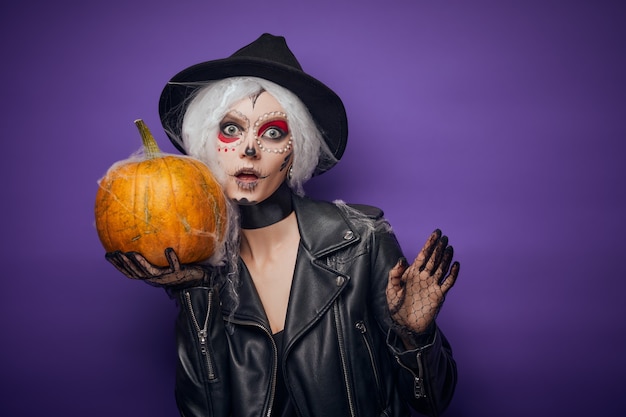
[292,194,361,258]
[224,195,362,337]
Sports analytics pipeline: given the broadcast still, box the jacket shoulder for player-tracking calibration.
[344,203,385,220]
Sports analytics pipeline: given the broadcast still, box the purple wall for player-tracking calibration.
[2,1,624,416]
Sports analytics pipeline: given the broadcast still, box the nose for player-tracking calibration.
[240,132,259,159]
[244,145,257,157]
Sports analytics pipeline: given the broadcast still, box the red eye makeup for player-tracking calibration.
[257,120,289,140]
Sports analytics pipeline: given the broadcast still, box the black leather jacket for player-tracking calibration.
[172,195,456,417]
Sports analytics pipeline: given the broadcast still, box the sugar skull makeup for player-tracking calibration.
[217,110,292,154]
[216,92,294,205]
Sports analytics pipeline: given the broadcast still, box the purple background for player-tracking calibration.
[1,1,624,416]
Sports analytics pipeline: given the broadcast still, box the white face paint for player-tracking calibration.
[216,91,293,205]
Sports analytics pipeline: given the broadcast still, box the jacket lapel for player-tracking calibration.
[227,260,271,327]
[283,196,361,346]
[294,196,360,258]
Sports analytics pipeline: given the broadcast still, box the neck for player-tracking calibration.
[239,182,293,229]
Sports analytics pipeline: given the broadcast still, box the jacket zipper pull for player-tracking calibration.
[356,321,366,333]
[414,376,426,398]
[198,329,208,355]
[198,329,216,381]
[414,351,426,398]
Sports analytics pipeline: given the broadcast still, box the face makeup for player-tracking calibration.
[216,92,293,206]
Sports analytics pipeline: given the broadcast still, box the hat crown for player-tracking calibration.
[159,33,347,175]
[230,33,303,71]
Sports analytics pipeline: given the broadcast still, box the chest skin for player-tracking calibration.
[239,212,301,334]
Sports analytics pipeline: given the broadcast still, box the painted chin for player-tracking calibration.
[232,197,257,206]
[229,176,262,205]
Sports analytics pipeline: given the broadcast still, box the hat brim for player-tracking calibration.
[158,56,348,175]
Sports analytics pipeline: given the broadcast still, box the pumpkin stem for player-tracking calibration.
[134,119,161,159]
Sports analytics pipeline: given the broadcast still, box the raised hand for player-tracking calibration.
[386,229,460,345]
[105,248,210,287]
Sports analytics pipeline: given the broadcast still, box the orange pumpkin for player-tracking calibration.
[95,119,228,267]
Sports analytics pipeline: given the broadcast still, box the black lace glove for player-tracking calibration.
[386,229,460,348]
[105,247,211,288]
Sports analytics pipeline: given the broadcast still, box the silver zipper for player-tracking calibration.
[184,289,216,380]
[415,351,426,398]
[326,254,356,417]
[394,351,427,399]
[355,320,384,405]
[334,303,356,417]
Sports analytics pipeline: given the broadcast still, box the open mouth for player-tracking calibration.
[231,168,268,190]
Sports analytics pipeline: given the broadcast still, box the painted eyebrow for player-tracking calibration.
[250,90,266,107]
[221,111,248,128]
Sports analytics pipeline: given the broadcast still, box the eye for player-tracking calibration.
[221,123,241,137]
[258,120,289,142]
[262,127,284,140]
[218,122,244,143]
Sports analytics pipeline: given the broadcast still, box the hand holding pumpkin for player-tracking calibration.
[95,120,229,281]
[106,247,211,286]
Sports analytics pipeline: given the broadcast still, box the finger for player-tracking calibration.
[123,251,164,277]
[165,248,182,271]
[106,251,146,278]
[105,251,122,268]
[388,257,407,286]
[433,235,448,271]
[105,251,135,277]
[435,246,454,285]
[424,235,447,275]
[387,258,408,306]
[414,229,441,270]
[440,261,460,293]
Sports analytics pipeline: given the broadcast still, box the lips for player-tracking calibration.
[237,172,258,181]
[231,168,268,190]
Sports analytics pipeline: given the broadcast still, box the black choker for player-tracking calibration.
[238,182,293,229]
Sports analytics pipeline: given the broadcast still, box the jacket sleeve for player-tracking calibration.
[387,325,457,416]
[369,219,457,417]
[171,285,231,417]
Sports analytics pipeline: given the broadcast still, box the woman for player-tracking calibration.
[106,33,460,417]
